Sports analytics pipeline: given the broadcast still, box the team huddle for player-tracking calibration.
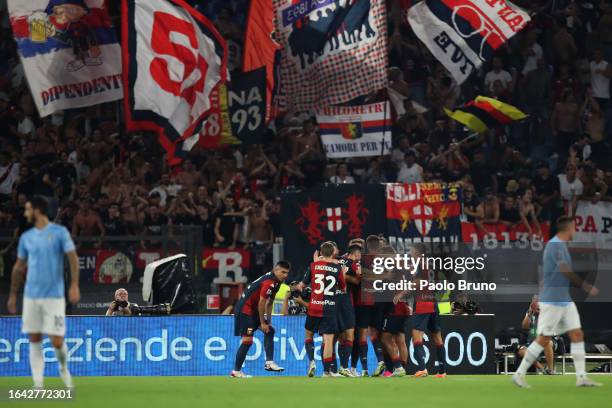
[4,199,604,389]
[231,235,447,379]
[232,216,603,389]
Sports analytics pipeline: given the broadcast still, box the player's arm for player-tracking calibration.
[7,234,29,314]
[559,261,598,295]
[258,281,275,332]
[7,258,27,314]
[298,267,312,291]
[258,296,271,333]
[345,274,360,285]
[266,297,273,319]
[393,287,410,304]
[66,250,81,304]
[295,296,309,309]
[345,264,360,285]
[339,265,348,289]
[61,227,80,304]
[393,290,408,304]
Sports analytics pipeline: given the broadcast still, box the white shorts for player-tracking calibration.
[537,302,581,336]
[22,297,66,337]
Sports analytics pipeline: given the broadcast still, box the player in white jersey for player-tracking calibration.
[7,197,80,389]
[512,216,601,388]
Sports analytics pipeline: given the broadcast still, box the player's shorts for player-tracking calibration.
[411,311,441,333]
[371,303,387,330]
[336,294,355,332]
[305,314,338,335]
[22,297,66,336]
[355,305,374,329]
[234,312,260,336]
[537,302,581,336]
[382,315,407,334]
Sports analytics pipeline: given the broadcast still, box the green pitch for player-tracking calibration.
[1,375,611,408]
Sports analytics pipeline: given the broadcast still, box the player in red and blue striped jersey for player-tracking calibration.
[409,243,446,378]
[336,244,362,377]
[360,235,387,376]
[345,239,368,376]
[231,261,291,378]
[302,241,347,378]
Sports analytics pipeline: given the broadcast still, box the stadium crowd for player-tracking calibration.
[0,0,612,259]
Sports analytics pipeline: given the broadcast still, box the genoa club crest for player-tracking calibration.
[340,122,363,140]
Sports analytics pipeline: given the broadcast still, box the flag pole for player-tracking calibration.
[380,100,388,156]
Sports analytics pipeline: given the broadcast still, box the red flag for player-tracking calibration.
[243,0,280,122]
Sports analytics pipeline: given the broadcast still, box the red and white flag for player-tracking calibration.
[122,0,228,164]
[407,0,530,84]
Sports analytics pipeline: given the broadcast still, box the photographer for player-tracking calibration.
[106,288,132,316]
[281,281,309,316]
[517,294,554,374]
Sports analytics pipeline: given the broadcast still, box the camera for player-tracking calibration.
[288,281,305,299]
[130,303,171,316]
[452,300,480,315]
[115,300,128,309]
[298,286,311,302]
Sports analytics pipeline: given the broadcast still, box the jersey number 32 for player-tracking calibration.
[313,275,336,296]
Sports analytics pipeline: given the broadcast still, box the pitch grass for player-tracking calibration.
[1,375,611,408]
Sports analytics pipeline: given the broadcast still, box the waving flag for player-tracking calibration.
[243,0,281,122]
[407,0,530,84]
[8,0,122,117]
[444,96,527,133]
[273,0,388,112]
[122,0,228,164]
[316,101,392,158]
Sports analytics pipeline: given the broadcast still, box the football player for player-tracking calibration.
[231,261,291,378]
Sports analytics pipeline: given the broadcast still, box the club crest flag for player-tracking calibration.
[281,184,386,275]
[273,0,388,112]
[316,101,392,158]
[386,183,462,250]
[8,0,122,117]
[122,0,228,164]
[407,0,530,84]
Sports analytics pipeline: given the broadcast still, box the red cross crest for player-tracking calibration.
[412,202,433,236]
[326,207,342,232]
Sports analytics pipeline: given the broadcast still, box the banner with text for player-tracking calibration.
[122,0,227,164]
[202,247,252,283]
[407,0,530,84]
[574,200,612,249]
[8,0,122,117]
[316,102,392,158]
[460,222,550,287]
[0,315,495,376]
[199,68,267,148]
